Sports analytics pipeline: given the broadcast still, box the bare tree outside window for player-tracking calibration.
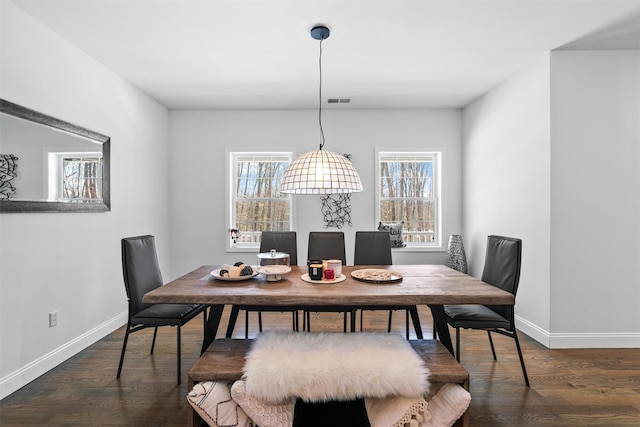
[230,152,292,248]
[62,157,102,201]
[378,152,441,246]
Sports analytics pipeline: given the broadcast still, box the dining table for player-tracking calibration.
[142,264,514,355]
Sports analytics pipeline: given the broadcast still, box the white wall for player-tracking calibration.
[0,2,170,399]
[168,109,462,277]
[463,50,640,349]
[462,55,552,345]
[550,50,640,347]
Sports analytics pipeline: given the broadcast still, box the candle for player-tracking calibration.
[324,268,335,280]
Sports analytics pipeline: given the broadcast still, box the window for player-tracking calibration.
[377,151,442,249]
[47,152,103,202]
[229,152,293,249]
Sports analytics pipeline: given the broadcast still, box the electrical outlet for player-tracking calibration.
[49,311,58,327]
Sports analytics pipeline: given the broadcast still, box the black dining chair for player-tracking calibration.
[302,231,356,332]
[117,235,207,384]
[225,231,299,338]
[443,235,530,387]
[354,231,422,339]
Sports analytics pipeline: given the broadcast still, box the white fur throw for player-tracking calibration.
[242,331,430,404]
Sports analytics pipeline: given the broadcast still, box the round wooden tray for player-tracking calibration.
[301,273,347,284]
[350,268,403,283]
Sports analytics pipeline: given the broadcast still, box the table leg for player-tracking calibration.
[201,304,224,354]
[225,305,240,338]
[409,306,424,339]
[429,305,453,355]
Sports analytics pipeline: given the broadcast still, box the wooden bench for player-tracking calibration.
[189,338,469,427]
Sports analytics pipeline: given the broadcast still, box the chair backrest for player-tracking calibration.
[121,235,163,316]
[353,231,393,265]
[481,235,522,320]
[259,231,298,265]
[307,231,346,264]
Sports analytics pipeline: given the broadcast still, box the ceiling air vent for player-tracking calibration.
[327,98,351,104]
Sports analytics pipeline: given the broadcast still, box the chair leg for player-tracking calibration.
[245,310,249,339]
[176,325,181,384]
[487,330,497,360]
[116,326,131,379]
[387,310,393,332]
[292,311,298,331]
[513,329,531,387]
[343,312,347,332]
[360,310,364,332]
[225,305,240,338]
[455,327,461,361]
[350,310,356,332]
[432,323,437,339]
[150,327,158,354]
[258,312,263,332]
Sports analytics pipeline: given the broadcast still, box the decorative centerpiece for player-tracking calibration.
[256,249,291,281]
[219,262,254,278]
[211,262,258,281]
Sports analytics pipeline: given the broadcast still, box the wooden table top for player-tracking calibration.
[143,264,514,307]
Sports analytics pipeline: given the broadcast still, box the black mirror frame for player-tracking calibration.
[0,99,110,213]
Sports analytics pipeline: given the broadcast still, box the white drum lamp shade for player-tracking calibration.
[280,149,363,195]
[280,25,363,195]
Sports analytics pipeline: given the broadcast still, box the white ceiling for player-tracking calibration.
[8,0,640,109]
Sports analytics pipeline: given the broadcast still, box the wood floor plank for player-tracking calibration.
[1,305,639,426]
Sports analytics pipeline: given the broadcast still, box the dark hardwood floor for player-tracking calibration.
[1,306,639,426]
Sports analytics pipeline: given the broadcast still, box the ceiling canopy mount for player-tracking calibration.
[310,25,330,41]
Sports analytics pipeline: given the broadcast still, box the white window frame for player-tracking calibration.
[227,151,294,251]
[47,151,103,202]
[375,149,443,251]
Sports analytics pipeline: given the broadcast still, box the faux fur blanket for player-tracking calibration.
[242,331,431,404]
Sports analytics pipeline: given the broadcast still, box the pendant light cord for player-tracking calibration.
[318,38,325,150]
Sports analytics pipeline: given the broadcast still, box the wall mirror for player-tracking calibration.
[0,99,110,212]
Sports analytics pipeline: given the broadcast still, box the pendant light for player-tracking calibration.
[280,25,363,195]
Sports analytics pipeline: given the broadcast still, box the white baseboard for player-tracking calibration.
[516,315,640,349]
[515,315,550,347]
[0,311,127,400]
[548,332,640,349]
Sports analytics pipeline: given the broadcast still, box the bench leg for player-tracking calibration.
[190,406,205,427]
